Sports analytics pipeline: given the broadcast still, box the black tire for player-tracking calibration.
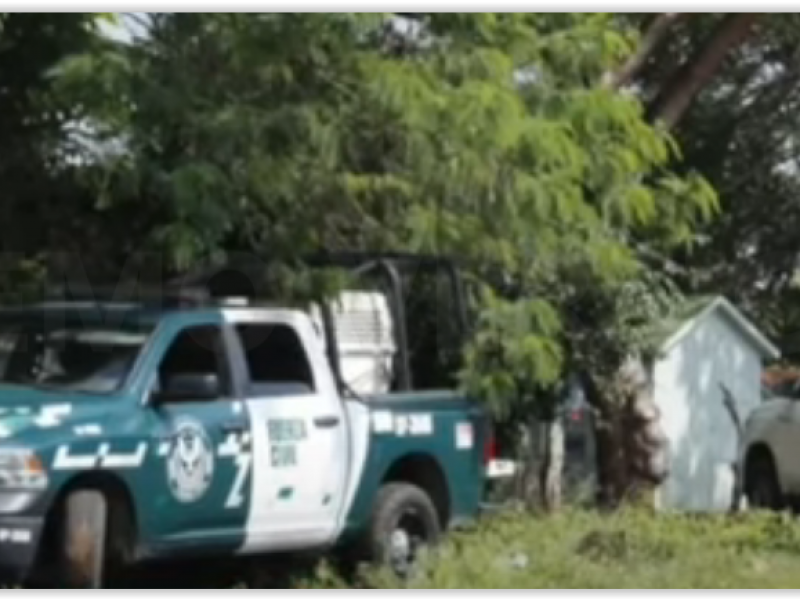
[365,482,442,578]
[58,490,108,588]
[746,452,784,511]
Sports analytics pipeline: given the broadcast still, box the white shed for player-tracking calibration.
[651,296,780,512]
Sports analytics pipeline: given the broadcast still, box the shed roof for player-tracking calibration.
[654,295,780,360]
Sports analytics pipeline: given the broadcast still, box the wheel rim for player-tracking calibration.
[388,508,428,577]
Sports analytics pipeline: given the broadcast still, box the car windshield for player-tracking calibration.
[0,321,153,394]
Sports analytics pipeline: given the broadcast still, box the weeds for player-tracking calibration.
[321,507,800,589]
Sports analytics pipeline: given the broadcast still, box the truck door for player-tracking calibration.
[225,312,349,553]
[144,320,251,551]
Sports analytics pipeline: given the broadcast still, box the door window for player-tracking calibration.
[157,325,232,402]
[234,323,315,396]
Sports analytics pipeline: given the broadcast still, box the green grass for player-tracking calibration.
[296,508,800,589]
[14,508,800,588]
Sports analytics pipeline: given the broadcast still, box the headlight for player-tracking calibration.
[0,448,48,490]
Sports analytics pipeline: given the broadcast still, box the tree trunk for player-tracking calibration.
[515,419,540,505]
[624,382,670,508]
[581,372,626,508]
[647,13,759,130]
[581,361,670,510]
[539,417,565,512]
[513,414,566,512]
[603,13,686,91]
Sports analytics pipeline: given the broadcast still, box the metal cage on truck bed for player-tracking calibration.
[44,251,473,400]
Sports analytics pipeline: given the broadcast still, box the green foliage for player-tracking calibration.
[0,255,49,304]
[9,14,719,419]
[0,13,124,289]
[461,290,563,419]
[564,268,688,377]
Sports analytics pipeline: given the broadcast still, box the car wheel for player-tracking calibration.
[747,453,784,511]
[58,489,108,588]
[366,482,441,578]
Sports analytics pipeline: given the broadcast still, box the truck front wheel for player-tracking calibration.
[367,482,441,578]
[57,489,108,588]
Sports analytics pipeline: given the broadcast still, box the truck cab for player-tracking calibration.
[0,278,500,587]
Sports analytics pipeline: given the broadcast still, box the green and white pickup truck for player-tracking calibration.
[0,285,509,587]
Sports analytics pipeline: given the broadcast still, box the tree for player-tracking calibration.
[0,13,116,296]
[616,14,800,364]
[580,12,800,507]
[536,11,794,508]
[53,13,717,509]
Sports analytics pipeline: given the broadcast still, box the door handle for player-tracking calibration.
[314,415,340,429]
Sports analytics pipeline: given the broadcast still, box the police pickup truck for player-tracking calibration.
[0,285,505,587]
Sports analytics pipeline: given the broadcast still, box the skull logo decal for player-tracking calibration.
[165,419,214,503]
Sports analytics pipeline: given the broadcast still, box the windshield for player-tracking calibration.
[0,322,153,394]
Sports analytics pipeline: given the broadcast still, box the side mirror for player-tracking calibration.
[153,373,221,403]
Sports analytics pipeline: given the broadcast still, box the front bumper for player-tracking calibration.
[0,516,45,583]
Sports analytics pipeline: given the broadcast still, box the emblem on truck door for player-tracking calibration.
[165,419,215,503]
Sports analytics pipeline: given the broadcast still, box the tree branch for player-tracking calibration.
[603,13,686,91]
[647,13,760,130]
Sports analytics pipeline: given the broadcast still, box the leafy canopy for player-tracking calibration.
[56,14,717,412]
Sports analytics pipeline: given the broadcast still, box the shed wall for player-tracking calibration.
[653,310,763,511]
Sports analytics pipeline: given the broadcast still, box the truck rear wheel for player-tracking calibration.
[58,490,108,588]
[367,482,441,578]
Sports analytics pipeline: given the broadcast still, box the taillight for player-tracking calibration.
[484,426,497,464]
[569,407,584,423]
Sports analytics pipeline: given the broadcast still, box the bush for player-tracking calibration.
[314,508,800,589]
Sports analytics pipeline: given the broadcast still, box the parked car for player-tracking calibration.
[739,378,800,511]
